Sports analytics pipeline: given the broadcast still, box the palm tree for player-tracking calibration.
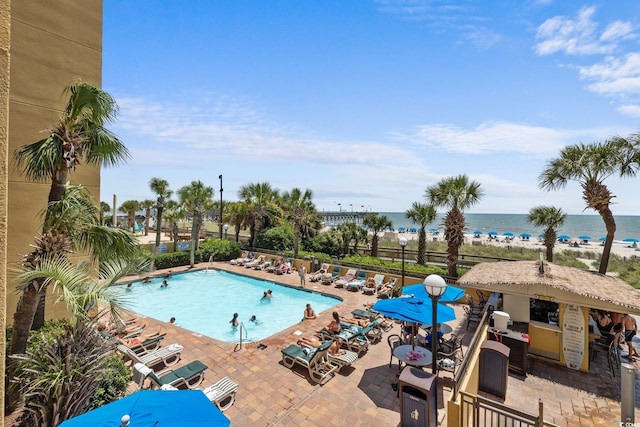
[227,202,250,243]
[178,180,214,267]
[140,199,155,236]
[363,214,392,257]
[13,80,130,329]
[280,188,320,257]
[539,137,639,273]
[426,174,483,278]
[99,201,111,225]
[238,182,282,248]
[527,206,567,262]
[337,222,368,255]
[163,204,186,252]
[405,202,437,265]
[149,177,172,248]
[119,199,141,233]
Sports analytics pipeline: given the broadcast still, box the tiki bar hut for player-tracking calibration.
[458,260,640,371]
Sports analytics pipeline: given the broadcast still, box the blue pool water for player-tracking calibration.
[124,270,340,343]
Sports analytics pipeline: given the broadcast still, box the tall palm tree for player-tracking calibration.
[363,214,392,257]
[337,222,368,255]
[163,204,186,252]
[280,188,320,257]
[527,206,567,262]
[178,180,214,267]
[238,182,282,248]
[140,199,155,236]
[99,201,111,226]
[14,80,130,329]
[539,137,639,273]
[118,199,141,233]
[426,174,483,278]
[405,202,437,265]
[149,177,172,248]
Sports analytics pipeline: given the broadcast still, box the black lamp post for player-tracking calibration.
[423,274,447,376]
[398,237,407,292]
[218,175,223,239]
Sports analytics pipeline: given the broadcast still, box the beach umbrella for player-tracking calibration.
[59,390,230,427]
[578,235,591,240]
[372,297,455,325]
[402,283,465,303]
[598,237,606,241]
[623,238,639,243]
[487,231,498,236]
[409,227,418,233]
[558,235,571,240]
[503,232,514,237]
[519,233,531,238]
[473,230,483,235]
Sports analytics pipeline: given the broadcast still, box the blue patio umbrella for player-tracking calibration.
[409,227,418,233]
[398,227,406,232]
[623,238,639,243]
[558,235,571,240]
[598,237,606,241]
[473,230,483,235]
[59,390,230,427]
[487,231,498,236]
[503,232,514,237]
[578,235,591,240]
[519,233,531,238]
[372,296,456,325]
[402,283,465,303]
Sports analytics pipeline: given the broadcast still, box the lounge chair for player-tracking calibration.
[229,251,250,265]
[309,263,331,282]
[281,339,339,384]
[160,376,239,412]
[255,258,274,270]
[117,343,183,368]
[321,268,341,285]
[244,255,265,268]
[323,324,369,355]
[377,278,398,299]
[297,342,358,371]
[346,270,368,291]
[334,268,357,289]
[140,360,208,389]
[129,334,165,353]
[362,274,385,295]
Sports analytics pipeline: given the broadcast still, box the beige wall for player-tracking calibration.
[6,0,103,325]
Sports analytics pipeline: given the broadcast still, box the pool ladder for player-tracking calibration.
[233,322,250,352]
[205,255,214,273]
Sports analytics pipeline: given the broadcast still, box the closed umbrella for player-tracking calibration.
[59,390,230,427]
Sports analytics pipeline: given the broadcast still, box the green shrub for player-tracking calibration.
[342,255,448,277]
[256,224,294,251]
[154,251,192,269]
[199,238,242,261]
[303,229,343,258]
[91,353,130,408]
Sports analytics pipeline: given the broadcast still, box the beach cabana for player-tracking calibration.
[458,261,640,371]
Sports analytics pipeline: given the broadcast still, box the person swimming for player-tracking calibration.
[160,280,168,288]
[230,313,239,328]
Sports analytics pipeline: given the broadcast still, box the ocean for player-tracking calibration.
[378,212,640,242]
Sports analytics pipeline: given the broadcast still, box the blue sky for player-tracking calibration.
[100,1,640,215]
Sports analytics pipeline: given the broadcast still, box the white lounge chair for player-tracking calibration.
[117,343,183,368]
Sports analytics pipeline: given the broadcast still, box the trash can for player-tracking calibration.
[493,311,510,331]
[479,341,510,399]
[398,367,437,427]
[310,257,321,273]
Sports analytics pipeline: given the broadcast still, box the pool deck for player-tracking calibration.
[123,261,640,426]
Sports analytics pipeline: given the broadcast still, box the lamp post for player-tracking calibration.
[337,203,342,212]
[218,175,223,239]
[424,274,447,376]
[398,237,407,292]
[223,223,229,240]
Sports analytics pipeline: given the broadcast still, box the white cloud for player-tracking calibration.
[618,104,640,117]
[534,6,620,56]
[600,21,635,42]
[392,121,604,155]
[578,53,640,97]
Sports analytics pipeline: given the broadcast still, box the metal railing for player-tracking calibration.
[460,393,560,427]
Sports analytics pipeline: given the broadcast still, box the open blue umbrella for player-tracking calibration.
[558,235,571,241]
[402,283,465,303]
[473,230,483,235]
[578,235,591,240]
[519,233,531,238]
[59,390,230,427]
[503,232,514,237]
[487,231,498,236]
[372,297,456,325]
[623,238,639,243]
[598,237,606,241]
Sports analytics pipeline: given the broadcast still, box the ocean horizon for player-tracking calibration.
[373,212,640,242]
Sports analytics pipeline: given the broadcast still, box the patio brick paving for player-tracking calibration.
[121,261,640,426]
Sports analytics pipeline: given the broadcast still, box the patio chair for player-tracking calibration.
[334,268,357,288]
[297,341,358,371]
[129,334,165,354]
[117,343,183,368]
[327,324,370,355]
[362,274,385,295]
[377,278,398,299]
[281,339,339,384]
[203,376,239,411]
[142,360,209,389]
[590,332,621,376]
[346,270,368,291]
[254,258,274,270]
[244,255,265,268]
[387,334,402,369]
[309,263,331,282]
[463,305,482,330]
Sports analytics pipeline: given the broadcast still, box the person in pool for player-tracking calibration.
[249,315,260,325]
[303,303,316,320]
[230,313,239,328]
[160,279,168,288]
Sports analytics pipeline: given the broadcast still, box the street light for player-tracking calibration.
[223,223,229,239]
[218,175,223,239]
[337,203,342,212]
[398,237,408,293]
[423,274,447,376]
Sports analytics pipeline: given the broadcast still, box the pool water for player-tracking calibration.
[124,270,340,343]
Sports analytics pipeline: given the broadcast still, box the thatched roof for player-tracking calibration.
[457,261,640,314]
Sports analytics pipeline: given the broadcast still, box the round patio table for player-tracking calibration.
[420,323,453,335]
[393,344,432,368]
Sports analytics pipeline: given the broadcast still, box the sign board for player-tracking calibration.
[562,304,585,370]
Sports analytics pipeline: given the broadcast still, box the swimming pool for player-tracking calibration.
[124,270,340,343]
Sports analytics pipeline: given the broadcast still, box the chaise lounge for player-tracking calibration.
[139,360,208,389]
[281,339,339,384]
[117,343,183,368]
